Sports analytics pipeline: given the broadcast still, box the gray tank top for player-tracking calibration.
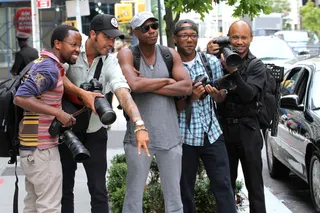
[123,45,183,150]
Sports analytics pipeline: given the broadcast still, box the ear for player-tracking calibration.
[54,40,62,50]
[89,30,96,39]
[172,35,178,45]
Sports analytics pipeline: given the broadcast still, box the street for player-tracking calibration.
[261,143,315,213]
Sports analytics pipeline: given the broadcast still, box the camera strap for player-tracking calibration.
[94,58,103,80]
[185,52,214,138]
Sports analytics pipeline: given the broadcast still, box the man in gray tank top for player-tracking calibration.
[117,11,192,213]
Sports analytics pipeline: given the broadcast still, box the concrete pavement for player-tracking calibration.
[0,98,292,213]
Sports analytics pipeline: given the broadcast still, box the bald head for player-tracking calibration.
[228,20,252,37]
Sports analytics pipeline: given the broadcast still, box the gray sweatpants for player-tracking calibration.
[122,143,183,213]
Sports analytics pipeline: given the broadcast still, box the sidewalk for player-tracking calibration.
[0,99,292,212]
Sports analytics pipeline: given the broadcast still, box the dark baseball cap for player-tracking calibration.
[174,19,198,35]
[90,14,125,39]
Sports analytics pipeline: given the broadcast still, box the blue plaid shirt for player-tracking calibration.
[178,52,223,146]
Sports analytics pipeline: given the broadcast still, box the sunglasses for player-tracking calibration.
[138,22,159,33]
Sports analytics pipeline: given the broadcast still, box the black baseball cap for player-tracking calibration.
[90,14,125,39]
[174,19,198,35]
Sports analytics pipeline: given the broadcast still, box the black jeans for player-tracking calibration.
[180,134,237,213]
[59,127,109,213]
[222,117,266,213]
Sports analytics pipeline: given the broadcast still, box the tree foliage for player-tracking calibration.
[267,0,290,13]
[300,0,320,35]
[164,0,272,47]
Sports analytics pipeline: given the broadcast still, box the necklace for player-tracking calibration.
[140,47,156,70]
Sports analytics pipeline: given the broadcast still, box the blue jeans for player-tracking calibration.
[180,134,237,213]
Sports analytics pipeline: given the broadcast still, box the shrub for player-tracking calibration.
[107,154,242,213]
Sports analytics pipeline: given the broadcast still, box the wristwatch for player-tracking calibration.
[134,119,145,127]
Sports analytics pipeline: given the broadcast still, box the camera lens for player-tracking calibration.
[221,47,242,68]
[61,130,91,162]
[94,97,117,125]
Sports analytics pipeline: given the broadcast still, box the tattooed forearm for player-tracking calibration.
[114,88,141,121]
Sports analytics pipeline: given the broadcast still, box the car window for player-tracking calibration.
[310,71,320,110]
[250,38,296,60]
[281,67,304,96]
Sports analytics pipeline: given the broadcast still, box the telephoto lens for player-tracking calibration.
[60,130,91,162]
[48,118,91,163]
[94,97,117,125]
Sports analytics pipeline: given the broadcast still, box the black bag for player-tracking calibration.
[0,61,34,162]
[248,58,277,129]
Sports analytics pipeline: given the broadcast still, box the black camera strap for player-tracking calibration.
[185,52,214,138]
[94,58,103,80]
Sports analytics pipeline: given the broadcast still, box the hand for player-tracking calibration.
[135,129,150,157]
[220,54,237,73]
[207,39,220,55]
[167,78,177,85]
[190,81,206,101]
[56,110,76,127]
[133,68,144,77]
[79,90,104,114]
[205,84,227,103]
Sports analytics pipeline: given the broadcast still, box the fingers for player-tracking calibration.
[137,144,150,157]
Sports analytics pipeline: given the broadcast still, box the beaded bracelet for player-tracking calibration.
[134,127,148,133]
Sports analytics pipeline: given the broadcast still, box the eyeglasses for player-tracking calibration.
[62,40,82,48]
[176,34,199,40]
[137,22,159,33]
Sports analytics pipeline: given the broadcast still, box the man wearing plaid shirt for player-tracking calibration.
[174,19,237,213]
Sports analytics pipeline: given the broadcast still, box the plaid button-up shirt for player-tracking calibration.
[178,52,223,146]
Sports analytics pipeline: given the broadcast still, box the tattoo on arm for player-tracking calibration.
[115,88,141,121]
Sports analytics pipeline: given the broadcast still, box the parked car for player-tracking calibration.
[274,30,320,56]
[265,56,320,212]
[250,36,306,72]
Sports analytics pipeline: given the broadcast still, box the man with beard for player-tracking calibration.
[117,12,192,213]
[211,20,267,213]
[59,14,150,213]
[173,19,237,213]
[13,24,82,213]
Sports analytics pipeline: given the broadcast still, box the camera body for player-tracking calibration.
[214,36,242,68]
[80,79,116,125]
[193,74,213,99]
[212,73,237,90]
[49,118,91,162]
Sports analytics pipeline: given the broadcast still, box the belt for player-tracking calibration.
[226,118,239,124]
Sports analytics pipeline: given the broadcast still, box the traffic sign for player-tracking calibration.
[37,0,51,9]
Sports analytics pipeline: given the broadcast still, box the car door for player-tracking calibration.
[278,64,313,178]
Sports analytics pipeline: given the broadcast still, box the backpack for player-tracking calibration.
[248,58,277,129]
[119,44,174,120]
[0,61,34,163]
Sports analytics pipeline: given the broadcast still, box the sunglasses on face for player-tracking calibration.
[138,22,159,33]
[176,34,199,40]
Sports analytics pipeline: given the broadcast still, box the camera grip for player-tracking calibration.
[48,118,62,137]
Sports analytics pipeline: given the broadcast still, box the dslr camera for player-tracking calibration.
[212,74,237,91]
[193,74,213,99]
[49,118,91,162]
[214,36,242,68]
[80,78,116,125]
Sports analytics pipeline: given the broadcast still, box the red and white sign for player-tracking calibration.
[37,0,51,9]
[15,8,32,34]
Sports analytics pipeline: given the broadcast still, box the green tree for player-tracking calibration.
[300,0,320,36]
[267,0,291,30]
[163,0,272,47]
[267,0,290,13]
